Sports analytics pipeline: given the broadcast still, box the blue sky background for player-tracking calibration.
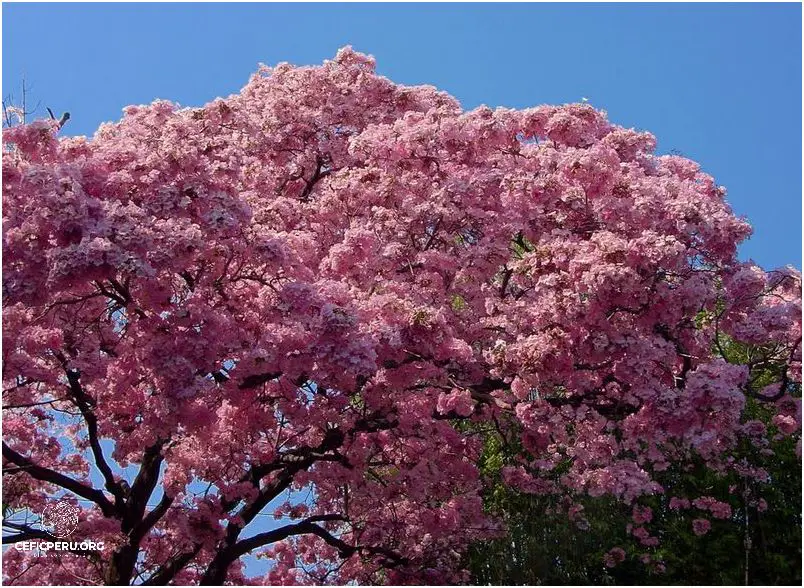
[3,3,801,269]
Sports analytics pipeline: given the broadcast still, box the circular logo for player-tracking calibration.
[40,501,79,538]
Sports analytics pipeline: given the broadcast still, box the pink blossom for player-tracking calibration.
[603,547,626,568]
[772,414,799,435]
[436,388,475,417]
[709,501,733,520]
[743,419,767,437]
[632,526,649,540]
[669,497,691,510]
[632,505,653,524]
[692,519,712,536]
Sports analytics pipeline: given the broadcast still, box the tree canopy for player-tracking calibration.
[2,48,800,585]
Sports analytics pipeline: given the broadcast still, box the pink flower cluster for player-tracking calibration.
[603,547,627,568]
[692,496,733,520]
[692,519,712,536]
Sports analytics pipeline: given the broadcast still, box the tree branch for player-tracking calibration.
[141,545,202,586]
[63,367,127,513]
[299,156,332,202]
[125,439,168,531]
[226,515,350,565]
[2,443,115,517]
[131,493,173,544]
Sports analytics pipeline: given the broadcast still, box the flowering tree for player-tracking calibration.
[2,48,800,585]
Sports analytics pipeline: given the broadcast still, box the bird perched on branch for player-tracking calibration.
[46,107,70,129]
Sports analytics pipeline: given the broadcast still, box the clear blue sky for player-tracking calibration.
[3,2,801,269]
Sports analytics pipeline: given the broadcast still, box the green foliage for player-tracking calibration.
[467,337,801,585]
[468,434,801,585]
